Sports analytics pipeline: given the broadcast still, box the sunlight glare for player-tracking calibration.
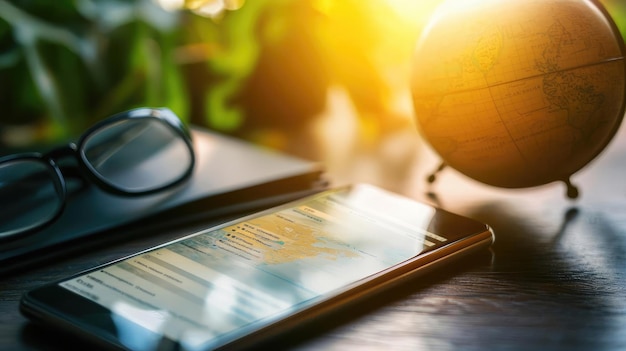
[154,0,184,11]
[154,0,245,18]
[386,0,443,28]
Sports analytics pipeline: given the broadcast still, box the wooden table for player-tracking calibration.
[2,120,626,351]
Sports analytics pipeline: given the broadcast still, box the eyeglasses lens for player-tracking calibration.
[0,159,64,239]
[82,118,193,193]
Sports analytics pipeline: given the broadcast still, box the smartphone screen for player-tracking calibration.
[21,184,493,351]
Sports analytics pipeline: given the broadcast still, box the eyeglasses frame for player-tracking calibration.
[0,107,195,241]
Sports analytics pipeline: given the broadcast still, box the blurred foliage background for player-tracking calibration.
[1,0,625,157]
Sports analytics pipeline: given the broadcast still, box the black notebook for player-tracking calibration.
[0,126,325,275]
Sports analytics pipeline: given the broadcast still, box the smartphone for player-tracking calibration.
[20,183,493,351]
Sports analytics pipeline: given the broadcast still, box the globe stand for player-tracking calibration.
[426,161,581,200]
[426,162,447,184]
[563,178,579,200]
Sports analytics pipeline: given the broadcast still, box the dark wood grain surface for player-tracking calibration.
[2,122,626,351]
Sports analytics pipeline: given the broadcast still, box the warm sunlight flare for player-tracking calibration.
[163,0,448,139]
[387,0,443,28]
[156,0,245,18]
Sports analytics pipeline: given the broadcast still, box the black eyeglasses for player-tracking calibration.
[0,107,195,242]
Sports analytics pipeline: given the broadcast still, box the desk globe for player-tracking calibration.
[411,0,626,198]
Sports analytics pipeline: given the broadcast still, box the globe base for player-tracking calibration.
[425,161,581,200]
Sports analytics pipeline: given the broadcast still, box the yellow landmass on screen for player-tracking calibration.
[220,211,359,265]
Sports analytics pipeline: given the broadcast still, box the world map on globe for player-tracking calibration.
[411,0,626,198]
